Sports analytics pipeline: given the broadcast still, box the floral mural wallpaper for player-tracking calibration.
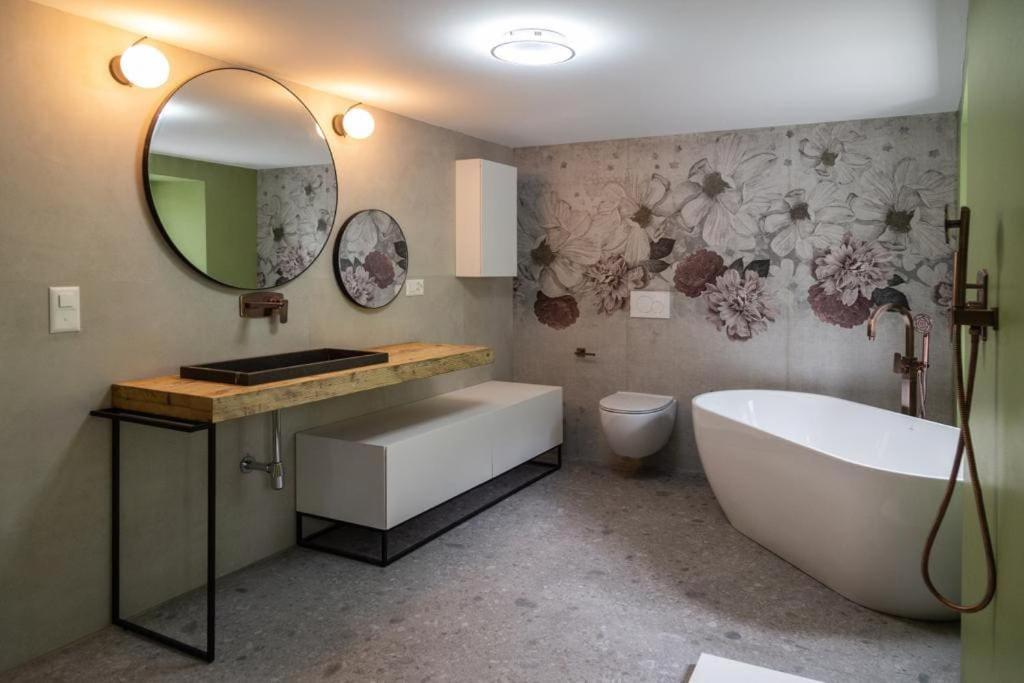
[333,209,409,309]
[512,113,957,471]
[256,163,337,287]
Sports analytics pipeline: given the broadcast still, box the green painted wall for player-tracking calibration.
[149,175,207,271]
[149,154,258,288]
[959,0,1024,680]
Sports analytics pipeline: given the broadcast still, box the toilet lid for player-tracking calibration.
[599,392,675,415]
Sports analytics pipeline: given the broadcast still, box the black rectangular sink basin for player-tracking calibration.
[180,348,390,386]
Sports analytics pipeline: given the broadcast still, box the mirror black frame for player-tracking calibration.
[142,67,339,290]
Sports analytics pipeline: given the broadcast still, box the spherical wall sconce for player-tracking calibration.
[332,103,375,139]
[110,38,170,88]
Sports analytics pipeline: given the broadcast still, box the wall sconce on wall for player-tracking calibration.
[110,37,170,89]
[332,103,375,139]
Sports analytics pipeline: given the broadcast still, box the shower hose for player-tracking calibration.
[921,326,997,613]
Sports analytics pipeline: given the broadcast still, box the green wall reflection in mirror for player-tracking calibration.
[145,68,338,289]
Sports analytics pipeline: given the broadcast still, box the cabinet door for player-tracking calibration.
[480,160,517,277]
[491,389,563,475]
[456,159,517,277]
[385,417,493,528]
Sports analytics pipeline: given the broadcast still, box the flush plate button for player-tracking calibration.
[49,286,81,333]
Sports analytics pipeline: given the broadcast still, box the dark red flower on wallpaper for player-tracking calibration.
[808,283,872,328]
[673,249,726,297]
[534,291,580,330]
[363,250,396,289]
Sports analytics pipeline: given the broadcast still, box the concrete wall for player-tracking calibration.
[513,114,957,472]
[0,0,512,671]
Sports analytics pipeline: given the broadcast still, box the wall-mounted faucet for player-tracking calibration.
[866,303,930,418]
[240,291,288,323]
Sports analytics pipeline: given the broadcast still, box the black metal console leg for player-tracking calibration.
[205,424,216,662]
[111,418,120,625]
[92,408,217,663]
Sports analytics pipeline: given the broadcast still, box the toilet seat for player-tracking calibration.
[599,392,674,415]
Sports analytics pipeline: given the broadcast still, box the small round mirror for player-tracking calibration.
[145,68,337,289]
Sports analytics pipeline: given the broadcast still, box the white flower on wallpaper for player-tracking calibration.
[514,116,956,342]
[519,191,602,296]
[850,157,954,270]
[678,133,776,249]
[798,124,872,183]
[256,164,337,287]
[597,173,689,266]
[762,183,853,260]
[770,258,815,308]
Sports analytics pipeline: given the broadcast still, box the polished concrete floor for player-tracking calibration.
[5,464,959,682]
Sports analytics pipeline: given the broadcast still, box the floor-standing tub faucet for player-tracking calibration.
[866,303,930,418]
[240,409,285,490]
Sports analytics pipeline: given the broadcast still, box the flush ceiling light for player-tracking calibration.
[332,103,375,139]
[491,28,575,66]
[109,38,170,88]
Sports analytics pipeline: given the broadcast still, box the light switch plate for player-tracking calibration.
[630,290,670,319]
[49,286,81,333]
[406,279,424,296]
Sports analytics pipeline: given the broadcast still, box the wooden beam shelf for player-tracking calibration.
[111,342,494,423]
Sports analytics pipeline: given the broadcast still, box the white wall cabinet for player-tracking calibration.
[296,381,562,530]
[455,159,517,277]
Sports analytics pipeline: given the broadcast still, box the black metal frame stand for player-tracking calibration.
[90,408,216,663]
[297,445,561,566]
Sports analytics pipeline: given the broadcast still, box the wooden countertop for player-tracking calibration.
[111,342,494,423]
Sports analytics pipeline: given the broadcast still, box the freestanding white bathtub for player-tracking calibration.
[692,390,962,621]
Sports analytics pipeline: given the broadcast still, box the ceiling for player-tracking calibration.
[37,0,968,148]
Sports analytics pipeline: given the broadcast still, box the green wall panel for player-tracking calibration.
[959,0,1024,679]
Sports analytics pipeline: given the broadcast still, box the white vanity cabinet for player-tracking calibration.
[296,381,562,530]
[455,159,517,277]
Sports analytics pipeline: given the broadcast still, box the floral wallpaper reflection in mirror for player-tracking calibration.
[515,115,956,340]
[256,164,337,287]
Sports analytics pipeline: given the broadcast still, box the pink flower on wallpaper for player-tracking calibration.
[808,283,873,328]
[583,254,648,314]
[674,249,726,297]
[813,234,893,306]
[534,291,580,330]
[274,245,308,285]
[703,269,779,341]
[363,250,396,288]
[340,266,376,304]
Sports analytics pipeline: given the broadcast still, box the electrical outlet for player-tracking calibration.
[406,279,424,296]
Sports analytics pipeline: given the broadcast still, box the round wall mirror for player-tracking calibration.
[145,68,337,289]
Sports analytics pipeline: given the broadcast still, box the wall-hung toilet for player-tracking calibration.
[599,392,677,459]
